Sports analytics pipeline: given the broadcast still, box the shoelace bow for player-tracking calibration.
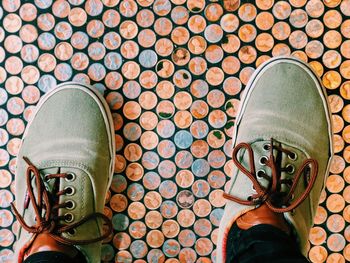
[11,157,113,246]
[223,139,319,213]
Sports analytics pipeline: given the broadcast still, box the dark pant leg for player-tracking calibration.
[226,223,310,263]
[23,251,87,263]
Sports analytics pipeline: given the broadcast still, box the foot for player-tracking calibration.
[217,57,333,263]
[236,204,291,235]
[12,83,115,263]
[23,233,79,260]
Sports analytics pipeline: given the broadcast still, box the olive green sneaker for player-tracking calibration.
[217,57,333,262]
[12,82,115,263]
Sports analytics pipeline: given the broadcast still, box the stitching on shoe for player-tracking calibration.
[248,136,312,158]
[81,175,86,220]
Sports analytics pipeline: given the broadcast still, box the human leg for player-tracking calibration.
[23,251,86,263]
[226,223,309,263]
[217,57,333,262]
[12,83,115,263]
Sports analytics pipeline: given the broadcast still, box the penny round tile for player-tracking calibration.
[0,0,349,261]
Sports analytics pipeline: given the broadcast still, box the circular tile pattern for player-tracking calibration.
[0,0,349,262]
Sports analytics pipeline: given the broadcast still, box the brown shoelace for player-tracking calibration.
[11,157,113,247]
[223,138,318,213]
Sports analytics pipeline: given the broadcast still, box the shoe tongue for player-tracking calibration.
[24,167,60,212]
[243,140,278,189]
[237,139,300,197]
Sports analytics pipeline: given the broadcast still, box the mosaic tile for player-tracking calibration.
[0,0,350,262]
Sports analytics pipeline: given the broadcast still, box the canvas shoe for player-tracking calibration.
[12,82,115,263]
[217,57,333,262]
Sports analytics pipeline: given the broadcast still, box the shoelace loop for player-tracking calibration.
[223,138,318,213]
[11,157,112,246]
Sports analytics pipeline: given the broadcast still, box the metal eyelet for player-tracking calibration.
[263,144,270,151]
[259,156,268,165]
[65,172,76,182]
[44,174,51,182]
[64,186,75,196]
[288,152,298,161]
[257,170,266,178]
[67,228,76,236]
[286,164,295,174]
[64,213,74,223]
[65,200,75,210]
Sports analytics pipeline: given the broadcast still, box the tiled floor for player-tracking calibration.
[0,0,350,262]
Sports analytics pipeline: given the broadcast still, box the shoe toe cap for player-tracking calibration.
[21,85,112,161]
[237,59,331,156]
